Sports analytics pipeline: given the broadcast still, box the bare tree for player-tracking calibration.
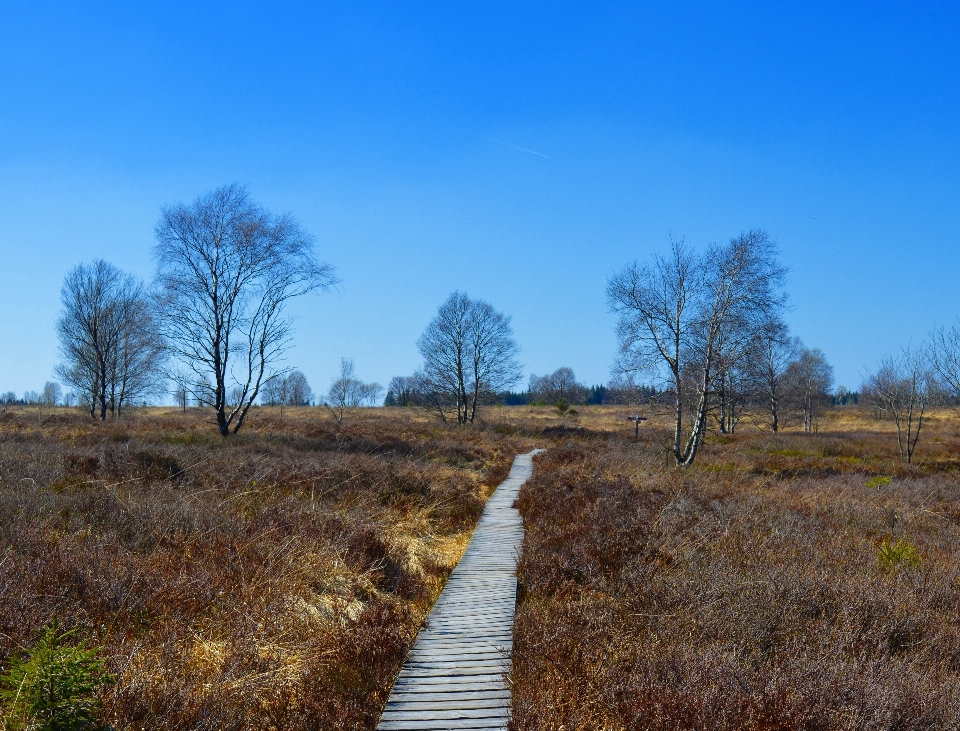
[324,358,382,424]
[41,382,62,409]
[384,375,419,406]
[711,322,745,434]
[930,322,960,400]
[747,319,801,432]
[863,347,939,463]
[416,293,471,424]
[263,370,313,411]
[174,385,188,412]
[108,297,165,415]
[608,231,786,466]
[529,367,587,406]
[785,348,833,432]
[711,359,753,434]
[286,371,313,406]
[260,374,290,410]
[416,292,522,425]
[154,184,336,436]
[56,260,165,419]
[608,238,698,462]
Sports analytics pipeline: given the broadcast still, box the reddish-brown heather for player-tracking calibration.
[511,407,960,731]
[0,406,534,730]
[8,403,960,730]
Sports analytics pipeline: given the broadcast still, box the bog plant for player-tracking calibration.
[866,475,892,488]
[0,618,113,731]
[877,537,922,571]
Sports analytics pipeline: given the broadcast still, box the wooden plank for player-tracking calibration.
[387,691,511,702]
[406,652,510,662]
[408,642,512,652]
[390,676,506,688]
[396,667,506,679]
[382,706,510,721]
[379,721,507,731]
[397,655,507,667]
[376,450,543,730]
[385,699,510,712]
[402,647,508,658]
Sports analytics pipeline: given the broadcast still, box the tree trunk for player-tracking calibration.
[98,377,108,421]
[717,376,728,434]
[216,404,230,436]
[672,386,684,463]
[681,389,710,466]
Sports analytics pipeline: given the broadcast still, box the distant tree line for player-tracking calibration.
[24,195,948,456]
[0,383,69,409]
[488,373,659,408]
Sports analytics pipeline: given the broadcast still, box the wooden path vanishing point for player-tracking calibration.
[377,449,543,731]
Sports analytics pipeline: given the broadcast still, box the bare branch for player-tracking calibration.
[153,184,336,435]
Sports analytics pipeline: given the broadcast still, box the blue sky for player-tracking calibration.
[2,2,959,398]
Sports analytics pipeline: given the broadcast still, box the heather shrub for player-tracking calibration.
[511,424,960,731]
[0,407,531,730]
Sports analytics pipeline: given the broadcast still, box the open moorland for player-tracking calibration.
[511,406,960,730]
[0,406,534,729]
[5,404,960,730]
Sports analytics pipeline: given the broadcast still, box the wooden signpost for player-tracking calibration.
[627,414,647,437]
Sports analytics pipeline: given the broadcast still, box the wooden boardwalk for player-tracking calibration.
[377,450,542,731]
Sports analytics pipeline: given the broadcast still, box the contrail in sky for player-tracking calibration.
[479,135,551,158]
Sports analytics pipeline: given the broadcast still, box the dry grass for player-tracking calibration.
[510,406,960,730]
[0,405,536,730]
[9,401,960,730]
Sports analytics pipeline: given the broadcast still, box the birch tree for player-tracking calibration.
[529,367,587,406]
[56,260,164,419]
[785,348,833,432]
[416,292,522,424]
[863,347,939,463]
[324,358,382,424]
[607,231,786,465]
[747,319,801,432]
[930,322,960,399]
[154,184,336,435]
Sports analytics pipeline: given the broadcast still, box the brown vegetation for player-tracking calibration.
[0,406,533,730]
[511,406,960,730]
[9,401,960,730]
